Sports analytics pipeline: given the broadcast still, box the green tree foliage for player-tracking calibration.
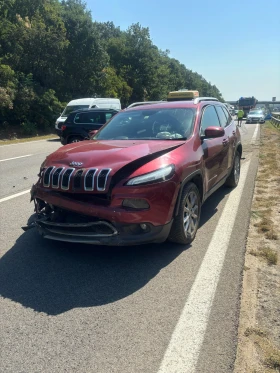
[0,0,224,133]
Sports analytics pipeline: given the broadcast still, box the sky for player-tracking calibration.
[87,0,280,101]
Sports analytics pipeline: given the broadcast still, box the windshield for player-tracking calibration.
[62,105,89,117]
[93,108,196,141]
[249,110,262,115]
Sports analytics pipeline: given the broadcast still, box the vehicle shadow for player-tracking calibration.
[0,229,186,316]
[199,185,231,227]
[47,138,60,142]
[0,184,234,316]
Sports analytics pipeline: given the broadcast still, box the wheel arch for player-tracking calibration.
[173,170,204,217]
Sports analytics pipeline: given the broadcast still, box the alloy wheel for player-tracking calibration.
[183,191,199,236]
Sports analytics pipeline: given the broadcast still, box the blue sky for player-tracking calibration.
[88,0,280,101]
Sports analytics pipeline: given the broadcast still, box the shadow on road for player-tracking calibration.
[47,138,60,142]
[0,182,235,316]
[199,185,231,227]
[0,229,186,315]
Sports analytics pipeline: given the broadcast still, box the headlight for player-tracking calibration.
[126,165,175,186]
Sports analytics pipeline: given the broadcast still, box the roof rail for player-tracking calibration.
[193,97,219,104]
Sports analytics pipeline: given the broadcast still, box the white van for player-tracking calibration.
[55,98,121,133]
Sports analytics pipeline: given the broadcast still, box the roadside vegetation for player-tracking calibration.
[234,122,280,373]
[0,134,56,146]
[0,0,224,140]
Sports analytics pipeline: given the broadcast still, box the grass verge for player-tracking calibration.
[0,134,57,145]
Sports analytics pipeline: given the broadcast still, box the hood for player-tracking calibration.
[45,140,184,174]
[247,113,263,118]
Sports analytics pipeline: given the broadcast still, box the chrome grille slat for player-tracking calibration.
[43,166,55,187]
[84,168,98,191]
[74,169,84,189]
[52,167,64,188]
[43,166,111,191]
[61,168,75,190]
[97,169,111,191]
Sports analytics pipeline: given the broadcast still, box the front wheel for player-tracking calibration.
[225,151,241,188]
[168,182,201,245]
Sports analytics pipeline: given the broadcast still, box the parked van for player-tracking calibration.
[55,98,121,134]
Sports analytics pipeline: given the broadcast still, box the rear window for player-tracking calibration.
[74,112,106,124]
[62,105,89,117]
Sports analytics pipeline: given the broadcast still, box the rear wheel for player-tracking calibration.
[168,182,201,245]
[225,151,240,187]
[68,136,83,144]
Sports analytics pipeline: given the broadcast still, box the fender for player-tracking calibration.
[173,169,203,217]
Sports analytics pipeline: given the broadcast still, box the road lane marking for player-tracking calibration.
[157,159,251,373]
[250,123,259,144]
[0,154,33,162]
[0,189,30,203]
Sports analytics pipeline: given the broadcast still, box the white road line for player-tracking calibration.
[0,189,30,203]
[250,123,259,144]
[158,160,251,373]
[0,154,33,162]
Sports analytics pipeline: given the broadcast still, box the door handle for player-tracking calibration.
[222,139,229,146]
[232,131,236,135]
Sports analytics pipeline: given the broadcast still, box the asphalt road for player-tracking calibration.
[0,122,259,373]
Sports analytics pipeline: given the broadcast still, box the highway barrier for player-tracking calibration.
[271,112,280,128]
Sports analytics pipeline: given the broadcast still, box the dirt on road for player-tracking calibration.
[234,122,280,373]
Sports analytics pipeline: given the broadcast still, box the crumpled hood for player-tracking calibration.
[45,139,184,173]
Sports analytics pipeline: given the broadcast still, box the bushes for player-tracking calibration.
[20,121,37,136]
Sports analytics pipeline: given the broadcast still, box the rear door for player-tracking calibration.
[218,105,237,172]
[200,105,228,192]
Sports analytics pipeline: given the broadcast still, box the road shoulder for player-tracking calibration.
[234,123,280,372]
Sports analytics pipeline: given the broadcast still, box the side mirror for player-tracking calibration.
[203,126,225,138]
[89,129,98,137]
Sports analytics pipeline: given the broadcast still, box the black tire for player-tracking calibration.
[168,182,201,245]
[225,151,241,188]
[68,136,83,144]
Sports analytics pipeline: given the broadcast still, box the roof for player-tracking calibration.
[125,98,221,111]
[69,108,119,115]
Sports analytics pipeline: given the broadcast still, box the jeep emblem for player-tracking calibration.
[69,161,83,167]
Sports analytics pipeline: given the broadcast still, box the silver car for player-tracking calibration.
[246,109,265,124]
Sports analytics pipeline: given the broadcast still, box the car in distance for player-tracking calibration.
[59,108,119,145]
[55,98,121,135]
[28,95,242,246]
[246,109,265,124]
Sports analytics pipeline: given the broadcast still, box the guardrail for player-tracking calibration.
[271,112,280,128]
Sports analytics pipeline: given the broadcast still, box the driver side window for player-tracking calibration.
[200,106,220,135]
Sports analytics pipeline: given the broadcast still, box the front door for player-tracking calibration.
[200,105,229,192]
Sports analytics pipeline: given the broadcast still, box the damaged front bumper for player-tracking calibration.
[25,186,172,246]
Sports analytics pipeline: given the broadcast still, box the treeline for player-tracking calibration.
[0,0,224,135]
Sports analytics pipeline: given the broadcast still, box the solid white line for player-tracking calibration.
[0,189,30,203]
[0,154,33,162]
[250,123,259,144]
[157,159,251,373]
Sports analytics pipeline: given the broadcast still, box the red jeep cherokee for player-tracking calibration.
[28,98,242,246]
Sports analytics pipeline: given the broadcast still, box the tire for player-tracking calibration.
[225,151,240,188]
[168,182,201,245]
[68,136,83,144]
